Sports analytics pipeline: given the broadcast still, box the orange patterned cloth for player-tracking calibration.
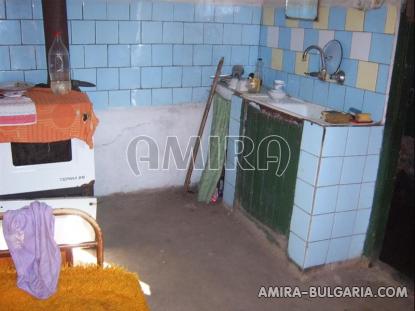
[0,88,99,148]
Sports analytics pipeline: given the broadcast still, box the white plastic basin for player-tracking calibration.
[269,97,326,121]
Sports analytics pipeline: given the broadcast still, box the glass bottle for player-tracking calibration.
[254,58,263,92]
[48,32,71,95]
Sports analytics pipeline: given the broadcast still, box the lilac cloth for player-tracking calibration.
[2,201,61,299]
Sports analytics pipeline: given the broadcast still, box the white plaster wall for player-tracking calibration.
[94,103,212,196]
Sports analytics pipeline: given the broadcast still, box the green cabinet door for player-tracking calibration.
[236,103,303,236]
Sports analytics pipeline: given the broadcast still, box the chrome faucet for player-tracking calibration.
[302,45,327,81]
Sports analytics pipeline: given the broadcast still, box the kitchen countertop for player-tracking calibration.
[216,82,380,128]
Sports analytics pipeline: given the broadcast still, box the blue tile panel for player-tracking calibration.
[131,89,151,106]
[0,1,261,108]
[290,206,311,241]
[107,1,130,20]
[21,20,44,44]
[300,121,323,157]
[294,178,314,214]
[67,0,83,20]
[0,0,5,20]
[0,20,21,45]
[174,3,194,22]
[96,21,118,44]
[97,68,119,90]
[289,122,383,269]
[71,21,95,44]
[5,0,32,19]
[328,7,346,31]
[10,46,36,70]
[152,88,172,105]
[83,0,107,20]
[182,23,203,45]
[108,45,130,67]
[130,1,152,20]
[119,21,141,44]
[364,5,387,33]
[0,46,10,70]
[369,33,394,64]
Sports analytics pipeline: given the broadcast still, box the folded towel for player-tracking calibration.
[2,201,61,299]
[0,96,37,126]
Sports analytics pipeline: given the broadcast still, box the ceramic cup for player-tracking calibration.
[273,80,285,90]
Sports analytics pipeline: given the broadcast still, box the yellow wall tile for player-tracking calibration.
[262,6,275,26]
[345,8,364,31]
[356,61,378,91]
[295,52,308,76]
[385,5,397,34]
[286,19,299,28]
[271,48,283,70]
[313,7,329,29]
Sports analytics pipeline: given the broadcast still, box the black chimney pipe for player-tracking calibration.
[41,0,69,84]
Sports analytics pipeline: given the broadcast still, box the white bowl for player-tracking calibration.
[269,90,286,100]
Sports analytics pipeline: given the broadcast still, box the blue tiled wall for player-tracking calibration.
[0,0,261,109]
[260,4,398,122]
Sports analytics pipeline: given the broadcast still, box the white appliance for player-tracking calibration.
[0,138,95,196]
[0,197,97,250]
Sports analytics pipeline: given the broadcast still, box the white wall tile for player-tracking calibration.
[345,126,370,156]
[317,157,343,187]
[349,234,365,259]
[350,32,372,61]
[322,127,348,157]
[358,182,375,209]
[290,28,305,52]
[336,184,360,212]
[332,210,357,238]
[318,30,334,48]
[290,205,311,241]
[304,240,329,268]
[297,151,320,185]
[294,178,315,214]
[363,154,380,182]
[353,208,371,234]
[326,236,352,263]
[313,186,338,215]
[288,232,306,268]
[301,121,323,156]
[340,156,366,184]
[368,126,384,154]
[266,26,279,48]
[309,213,334,241]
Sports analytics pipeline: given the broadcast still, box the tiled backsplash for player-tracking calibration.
[0,0,261,109]
[259,4,398,122]
[0,1,400,119]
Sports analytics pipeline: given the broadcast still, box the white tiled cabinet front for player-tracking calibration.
[223,95,242,207]
[288,121,384,269]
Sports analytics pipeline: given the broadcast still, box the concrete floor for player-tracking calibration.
[97,188,414,311]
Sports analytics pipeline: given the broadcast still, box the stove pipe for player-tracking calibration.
[41,0,70,84]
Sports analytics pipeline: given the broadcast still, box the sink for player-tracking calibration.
[271,100,326,120]
[244,92,329,123]
[262,96,326,121]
